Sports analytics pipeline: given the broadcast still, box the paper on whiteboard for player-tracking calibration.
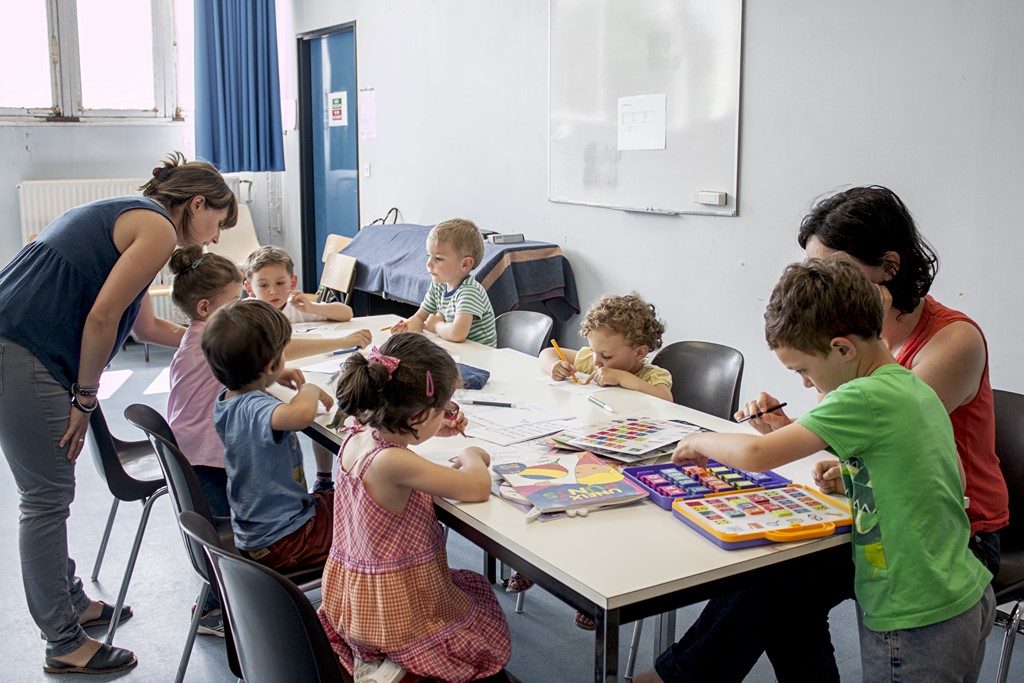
[617,94,666,151]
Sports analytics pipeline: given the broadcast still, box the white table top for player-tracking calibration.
[280,315,849,611]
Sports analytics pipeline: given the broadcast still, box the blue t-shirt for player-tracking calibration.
[0,196,171,388]
[213,389,315,550]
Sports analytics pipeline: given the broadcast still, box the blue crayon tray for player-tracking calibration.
[622,460,791,510]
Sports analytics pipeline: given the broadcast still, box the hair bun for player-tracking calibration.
[168,245,203,275]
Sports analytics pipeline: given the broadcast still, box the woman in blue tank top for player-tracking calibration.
[0,153,237,675]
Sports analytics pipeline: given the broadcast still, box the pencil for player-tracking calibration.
[380,325,394,331]
[467,400,514,408]
[736,402,788,423]
[587,395,615,414]
[550,339,579,384]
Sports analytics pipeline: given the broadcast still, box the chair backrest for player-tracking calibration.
[179,511,351,683]
[321,234,353,262]
[88,405,162,500]
[318,252,358,304]
[123,404,221,580]
[495,311,555,357]
[651,341,745,420]
[205,204,261,267]
[994,389,1024,551]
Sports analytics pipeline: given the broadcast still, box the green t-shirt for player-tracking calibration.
[421,276,497,347]
[798,363,990,632]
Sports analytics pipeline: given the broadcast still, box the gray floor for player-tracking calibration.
[0,343,1020,681]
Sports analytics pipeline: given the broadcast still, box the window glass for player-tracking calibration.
[77,0,155,110]
[0,6,52,109]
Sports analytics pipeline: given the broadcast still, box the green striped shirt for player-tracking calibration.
[422,276,497,347]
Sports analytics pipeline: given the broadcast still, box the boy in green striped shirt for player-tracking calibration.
[393,218,497,347]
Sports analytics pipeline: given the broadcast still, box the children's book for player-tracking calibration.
[553,418,710,461]
[493,451,648,513]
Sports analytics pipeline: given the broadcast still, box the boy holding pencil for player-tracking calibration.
[662,259,993,680]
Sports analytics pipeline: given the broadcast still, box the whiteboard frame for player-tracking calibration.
[547,0,744,217]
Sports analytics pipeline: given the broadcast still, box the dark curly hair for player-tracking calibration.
[580,292,665,351]
[335,333,462,438]
[797,186,937,315]
[201,299,291,390]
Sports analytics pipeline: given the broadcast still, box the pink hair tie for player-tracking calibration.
[367,346,400,380]
[425,371,435,397]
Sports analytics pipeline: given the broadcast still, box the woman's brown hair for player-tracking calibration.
[140,152,238,242]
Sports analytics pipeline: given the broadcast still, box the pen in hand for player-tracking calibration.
[736,402,788,423]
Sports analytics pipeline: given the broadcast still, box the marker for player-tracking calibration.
[587,395,615,414]
[467,400,514,408]
[380,325,395,331]
[330,346,360,356]
[736,402,788,423]
[550,339,579,384]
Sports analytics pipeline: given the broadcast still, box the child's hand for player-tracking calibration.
[452,446,490,469]
[671,434,709,467]
[276,368,306,390]
[812,459,845,495]
[318,388,335,412]
[287,291,308,311]
[424,313,444,333]
[734,391,792,434]
[400,317,424,333]
[587,367,625,387]
[550,360,577,382]
[437,410,468,438]
[344,329,372,349]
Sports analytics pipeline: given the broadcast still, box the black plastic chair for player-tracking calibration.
[993,389,1024,682]
[124,404,326,681]
[86,405,167,644]
[178,511,352,683]
[651,341,745,419]
[495,311,554,357]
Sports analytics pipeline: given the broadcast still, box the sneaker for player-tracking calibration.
[196,609,225,638]
[574,610,596,631]
[503,571,534,593]
[353,656,406,683]
[312,478,335,493]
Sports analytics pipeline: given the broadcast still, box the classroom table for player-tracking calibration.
[278,316,850,682]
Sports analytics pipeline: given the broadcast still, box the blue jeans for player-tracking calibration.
[0,338,91,657]
[858,584,995,682]
[193,465,228,613]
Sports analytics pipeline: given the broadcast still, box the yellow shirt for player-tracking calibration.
[574,347,673,389]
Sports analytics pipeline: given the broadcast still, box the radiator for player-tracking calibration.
[18,176,239,324]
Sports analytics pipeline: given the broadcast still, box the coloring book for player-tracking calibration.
[493,451,648,513]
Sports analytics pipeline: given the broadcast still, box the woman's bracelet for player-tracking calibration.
[71,382,100,398]
[70,394,98,414]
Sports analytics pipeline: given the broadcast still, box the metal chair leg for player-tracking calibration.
[175,582,210,683]
[515,591,525,613]
[996,600,1023,683]
[144,342,150,363]
[91,498,119,581]
[104,487,167,644]
[625,618,644,679]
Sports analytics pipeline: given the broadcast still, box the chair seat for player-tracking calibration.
[118,440,163,483]
[995,548,1024,602]
[212,514,322,587]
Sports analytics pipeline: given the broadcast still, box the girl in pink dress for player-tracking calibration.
[318,333,511,682]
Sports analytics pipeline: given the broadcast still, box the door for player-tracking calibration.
[298,24,359,292]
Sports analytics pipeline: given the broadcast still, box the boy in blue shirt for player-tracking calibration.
[202,298,336,570]
[662,259,994,681]
[391,218,497,346]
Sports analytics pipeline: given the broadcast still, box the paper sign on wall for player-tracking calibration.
[358,88,376,139]
[617,93,666,151]
[328,91,348,126]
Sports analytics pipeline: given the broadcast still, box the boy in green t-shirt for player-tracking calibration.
[671,258,994,680]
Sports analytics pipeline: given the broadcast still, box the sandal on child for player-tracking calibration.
[503,572,534,594]
[43,642,138,675]
[574,610,597,631]
[79,601,133,629]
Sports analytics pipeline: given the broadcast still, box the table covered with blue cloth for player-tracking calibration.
[341,224,580,321]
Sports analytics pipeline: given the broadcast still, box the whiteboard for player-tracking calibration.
[548,0,743,216]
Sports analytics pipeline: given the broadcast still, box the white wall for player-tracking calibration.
[294,1,1023,412]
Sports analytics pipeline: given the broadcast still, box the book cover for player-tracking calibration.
[493,452,648,513]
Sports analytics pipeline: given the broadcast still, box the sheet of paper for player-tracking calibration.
[358,88,376,139]
[142,367,171,395]
[328,91,348,126]
[301,357,353,375]
[462,401,570,429]
[98,370,132,400]
[617,93,667,151]
[463,421,567,447]
[533,374,609,395]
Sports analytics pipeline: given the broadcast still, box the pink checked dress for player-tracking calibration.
[318,425,511,682]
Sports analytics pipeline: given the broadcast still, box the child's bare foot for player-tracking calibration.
[503,571,534,593]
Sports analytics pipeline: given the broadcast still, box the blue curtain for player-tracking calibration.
[194,0,285,172]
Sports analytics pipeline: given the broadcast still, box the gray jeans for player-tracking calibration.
[0,337,90,656]
[858,583,996,682]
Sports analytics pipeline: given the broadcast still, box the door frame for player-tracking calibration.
[296,21,360,293]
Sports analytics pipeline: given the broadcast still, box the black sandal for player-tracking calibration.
[79,601,133,629]
[43,642,138,675]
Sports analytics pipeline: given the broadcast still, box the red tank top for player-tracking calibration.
[895,296,1009,534]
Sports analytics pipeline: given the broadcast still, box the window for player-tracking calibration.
[0,0,179,120]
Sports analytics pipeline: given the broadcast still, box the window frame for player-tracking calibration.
[0,0,180,121]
